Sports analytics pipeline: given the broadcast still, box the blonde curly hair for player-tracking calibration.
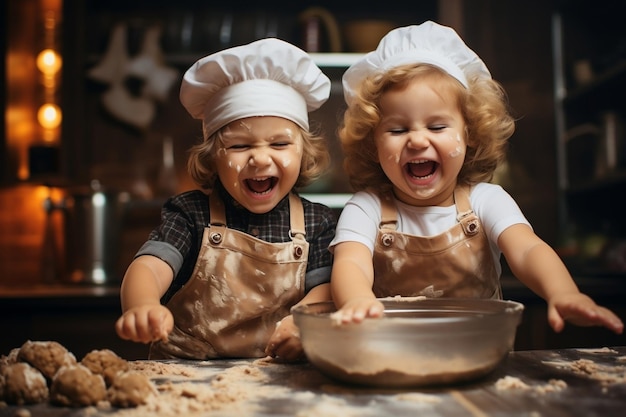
[339,64,515,194]
[187,120,330,191]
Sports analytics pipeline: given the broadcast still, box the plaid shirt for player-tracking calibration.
[137,182,337,300]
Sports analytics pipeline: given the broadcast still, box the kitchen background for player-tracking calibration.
[1,0,625,358]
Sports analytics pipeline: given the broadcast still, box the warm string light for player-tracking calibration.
[36,49,62,76]
[37,5,62,144]
[37,103,62,129]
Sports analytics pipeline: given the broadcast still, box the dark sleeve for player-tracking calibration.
[303,201,337,292]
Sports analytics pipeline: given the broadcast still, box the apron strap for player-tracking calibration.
[209,192,227,226]
[289,193,306,241]
[379,192,398,231]
[454,185,472,217]
[454,185,480,236]
[209,192,306,241]
[379,186,478,235]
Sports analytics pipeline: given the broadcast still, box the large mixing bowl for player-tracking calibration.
[292,297,524,387]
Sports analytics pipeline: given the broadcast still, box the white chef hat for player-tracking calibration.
[180,38,331,139]
[342,21,491,105]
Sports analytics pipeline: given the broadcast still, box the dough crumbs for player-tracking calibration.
[128,360,199,379]
[394,392,442,404]
[576,347,619,355]
[0,362,49,405]
[495,376,531,390]
[495,376,567,395]
[569,359,626,384]
[111,363,289,417]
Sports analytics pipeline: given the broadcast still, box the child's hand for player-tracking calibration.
[335,297,385,324]
[115,304,174,343]
[265,315,305,362]
[548,293,624,334]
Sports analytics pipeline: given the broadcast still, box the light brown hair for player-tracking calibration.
[339,64,515,194]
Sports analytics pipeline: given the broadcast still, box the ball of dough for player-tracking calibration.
[17,340,76,381]
[0,348,19,368]
[0,362,49,405]
[107,371,157,408]
[50,364,106,407]
[81,349,129,386]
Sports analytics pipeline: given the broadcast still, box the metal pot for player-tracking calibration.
[45,180,130,285]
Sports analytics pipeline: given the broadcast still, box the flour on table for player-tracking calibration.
[112,363,290,417]
[495,376,567,394]
[128,361,201,379]
[576,347,619,355]
[295,395,369,417]
[394,392,442,404]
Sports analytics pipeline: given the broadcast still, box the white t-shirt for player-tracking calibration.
[329,183,531,276]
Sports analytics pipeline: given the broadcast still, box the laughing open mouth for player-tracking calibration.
[406,160,438,179]
[244,177,278,194]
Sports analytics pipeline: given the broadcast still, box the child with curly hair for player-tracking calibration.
[329,21,623,336]
[115,38,337,361]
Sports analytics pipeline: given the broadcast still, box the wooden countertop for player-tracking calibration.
[0,283,120,298]
[0,347,624,416]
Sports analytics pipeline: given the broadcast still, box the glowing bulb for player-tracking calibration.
[37,103,62,129]
[36,49,62,75]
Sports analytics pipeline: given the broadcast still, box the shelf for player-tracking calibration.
[553,2,626,273]
[563,61,626,113]
[309,53,363,67]
[564,170,626,195]
[86,52,364,69]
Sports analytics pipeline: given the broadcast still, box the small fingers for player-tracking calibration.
[116,312,150,343]
[148,310,171,342]
[339,300,384,324]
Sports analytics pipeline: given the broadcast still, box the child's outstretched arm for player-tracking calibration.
[499,223,623,334]
[115,255,175,343]
[330,241,385,323]
[265,283,331,361]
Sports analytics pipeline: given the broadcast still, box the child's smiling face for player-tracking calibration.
[373,77,467,207]
[215,116,303,213]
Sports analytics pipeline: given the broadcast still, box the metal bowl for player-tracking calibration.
[292,297,524,387]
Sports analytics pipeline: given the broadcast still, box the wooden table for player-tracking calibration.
[1,346,624,416]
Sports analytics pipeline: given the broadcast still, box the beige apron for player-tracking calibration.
[150,193,308,359]
[372,186,502,299]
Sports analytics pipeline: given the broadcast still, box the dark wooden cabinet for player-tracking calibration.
[553,1,626,276]
[59,0,438,195]
[0,288,149,360]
